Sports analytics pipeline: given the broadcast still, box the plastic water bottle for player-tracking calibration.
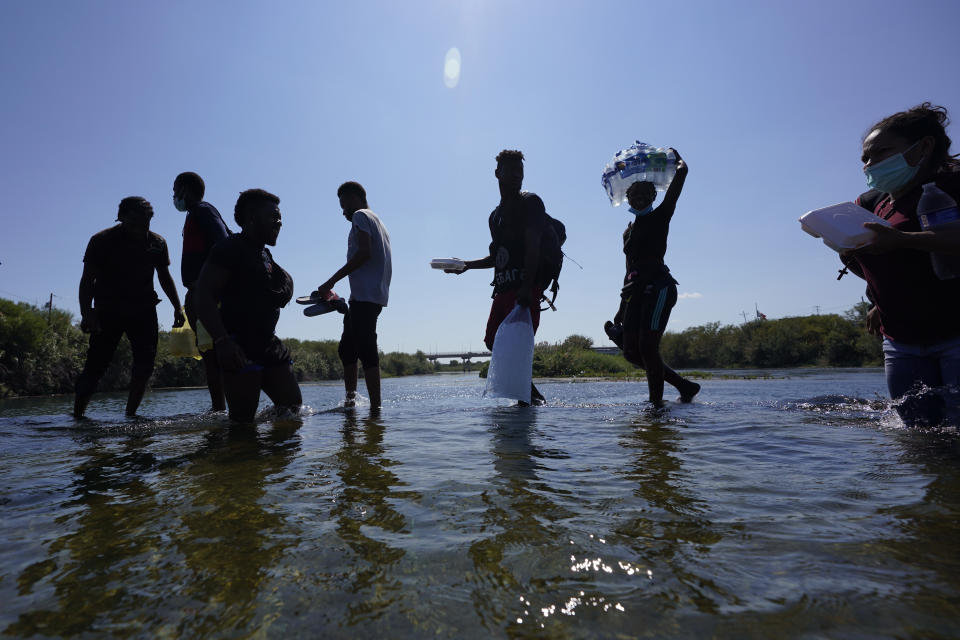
[917,182,960,279]
[602,141,677,206]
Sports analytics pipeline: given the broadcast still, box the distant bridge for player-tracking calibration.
[591,346,621,355]
[426,346,622,371]
[426,351,492,361]
[426,351,491,372]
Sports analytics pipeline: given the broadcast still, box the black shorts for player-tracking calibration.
[622,276,678,335]
[233,334,292,370]
[339,301,382,368]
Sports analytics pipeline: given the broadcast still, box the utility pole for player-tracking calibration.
[814,305,820,315]
[47,293,53,325]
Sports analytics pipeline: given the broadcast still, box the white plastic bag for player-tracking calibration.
[484,304,534,403]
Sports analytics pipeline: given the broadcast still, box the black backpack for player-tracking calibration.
[539,213,566,311]
[489,193,568,310]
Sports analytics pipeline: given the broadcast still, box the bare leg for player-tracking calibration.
[639,335,666,405]
[261,363,303,414]
[186,293,226,412]
[343,361,358,405]
[73,394,91,419]
[201,350,227,411]
[125,376,149,417]
[531,383,545,404]
[363,366,381,408]
[221,368,264,423]
[625,330,699,403]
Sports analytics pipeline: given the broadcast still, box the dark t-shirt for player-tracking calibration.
[207,234,293,357]
[83,225,169,312]
[853,170,960,345]
[181,201,231,288]
[488,192,550,295]
[622,201,676,277]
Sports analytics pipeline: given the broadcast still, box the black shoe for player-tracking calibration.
[604,321,624,349]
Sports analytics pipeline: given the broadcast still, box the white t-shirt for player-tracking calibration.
[347,209,392,306]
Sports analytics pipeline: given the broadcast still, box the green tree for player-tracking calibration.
[562,334,593,351]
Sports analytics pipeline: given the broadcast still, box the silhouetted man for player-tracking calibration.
[74,197,184,418]
[447,150,551,405]
[173,171,230,411]
[315,181,392,409]
[193,188,301,422]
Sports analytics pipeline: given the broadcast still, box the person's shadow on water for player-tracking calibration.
[5,418,303,637]
[330,411,416,625]
[467,407,572,628]
[163,418,304,634]
[614,414,727,613]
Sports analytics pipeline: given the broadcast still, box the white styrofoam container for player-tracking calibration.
[430,258,466,271]
[799,202,891,252]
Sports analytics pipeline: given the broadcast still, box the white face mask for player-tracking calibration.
[173,195,187,212]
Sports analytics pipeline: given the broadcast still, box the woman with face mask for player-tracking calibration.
[843,103,960,427]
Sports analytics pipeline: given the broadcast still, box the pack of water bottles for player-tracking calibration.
[602,141,677,206]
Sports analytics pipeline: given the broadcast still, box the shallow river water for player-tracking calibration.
[2,370,960,638]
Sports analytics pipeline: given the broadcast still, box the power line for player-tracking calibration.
[0,289,41,304]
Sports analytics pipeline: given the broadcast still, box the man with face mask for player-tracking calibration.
[193,188,301,423]
[173,171,230,411]
[841,103,960,427]
[74,197,185,419]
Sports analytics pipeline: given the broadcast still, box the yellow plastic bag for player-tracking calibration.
[195,317,214,353]
[169,309,201,360]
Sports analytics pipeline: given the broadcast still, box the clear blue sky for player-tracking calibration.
[2,0,958,354]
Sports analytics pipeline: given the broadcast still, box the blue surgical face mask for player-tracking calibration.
[628,204,653,217]
[173,195,187,212]
[864,140,924,193]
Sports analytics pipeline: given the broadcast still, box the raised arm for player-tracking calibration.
[661,148,688,210]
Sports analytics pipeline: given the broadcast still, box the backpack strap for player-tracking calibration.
[540,279,559,312]
[857,189,887,215]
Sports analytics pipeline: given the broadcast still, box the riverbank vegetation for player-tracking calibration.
[1,298,879,398]
[0,298,435,398]
[484,304,882,378]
